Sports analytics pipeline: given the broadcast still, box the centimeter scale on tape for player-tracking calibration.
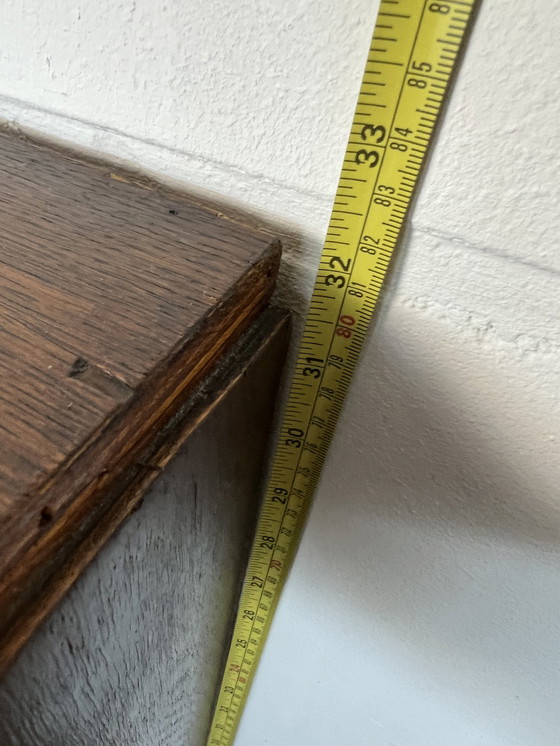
[207,1,476,744]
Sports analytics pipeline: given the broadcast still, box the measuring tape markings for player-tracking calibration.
[207,2,475,744]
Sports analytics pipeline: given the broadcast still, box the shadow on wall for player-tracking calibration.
[294,309,560,741]
[323,320,560,550]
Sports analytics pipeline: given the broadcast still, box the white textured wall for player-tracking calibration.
[1,1,559,744]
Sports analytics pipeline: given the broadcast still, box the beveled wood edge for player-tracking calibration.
[0,247,281,636]
[0,307,290,677]
[0,115,284,568]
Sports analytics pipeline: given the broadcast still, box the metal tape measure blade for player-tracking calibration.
[207,2,475,744]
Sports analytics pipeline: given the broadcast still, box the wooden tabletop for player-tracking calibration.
[0,128,281,667]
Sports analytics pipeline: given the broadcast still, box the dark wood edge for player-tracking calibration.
[0,307,290,677]
[0,245,281,635]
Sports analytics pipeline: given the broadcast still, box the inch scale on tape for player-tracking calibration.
[207,1,476,744]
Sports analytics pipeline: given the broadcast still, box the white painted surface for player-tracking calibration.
[1,0,559,744]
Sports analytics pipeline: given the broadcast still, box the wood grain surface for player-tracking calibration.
[0,128,281,671]
[0,309,290,745]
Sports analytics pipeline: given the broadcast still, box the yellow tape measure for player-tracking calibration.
[207,1,475,743]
